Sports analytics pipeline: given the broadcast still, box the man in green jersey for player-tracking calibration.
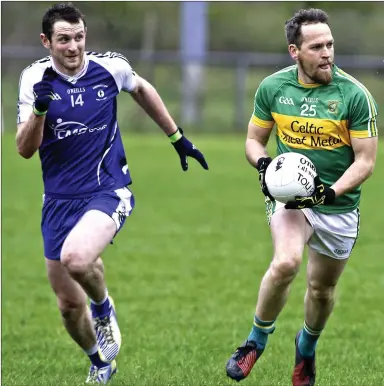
[226,8,378,386]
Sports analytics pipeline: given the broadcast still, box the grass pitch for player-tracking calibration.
[2,133,384,385]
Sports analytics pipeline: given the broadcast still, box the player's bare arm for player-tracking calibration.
[245,121,273,168]
[16,115,45,159]
[129,75,178,135]
[129,74,208,171]
[331,136,378,197]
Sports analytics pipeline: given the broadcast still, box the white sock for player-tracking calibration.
[90,289,108,305]
[84,344,99,356]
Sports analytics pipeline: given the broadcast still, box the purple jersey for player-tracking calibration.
[17,51,136,198]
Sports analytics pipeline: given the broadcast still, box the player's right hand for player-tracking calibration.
[33,81,54,115]
[256,156,275,201]
[169,127,209,171]
[32,68,57,115]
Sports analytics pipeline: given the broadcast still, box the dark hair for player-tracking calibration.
[42,2,86,41]
[285,9,329,48]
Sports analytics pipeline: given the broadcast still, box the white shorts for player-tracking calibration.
[266,200,360,260]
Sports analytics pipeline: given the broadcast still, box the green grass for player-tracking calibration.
[2,132,384,385]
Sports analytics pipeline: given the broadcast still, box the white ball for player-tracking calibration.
[264,153,317,203]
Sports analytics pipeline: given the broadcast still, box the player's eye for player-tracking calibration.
[327,43,333,48]
[75,35,84,42]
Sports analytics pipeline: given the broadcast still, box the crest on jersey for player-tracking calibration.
[93,84,108,101]
[327,100,341,115]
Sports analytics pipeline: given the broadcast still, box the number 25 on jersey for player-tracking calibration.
[301,103,316,117]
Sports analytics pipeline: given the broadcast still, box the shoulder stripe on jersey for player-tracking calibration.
[336,69,378,136]
[337,69,377,115]
[87,51,131,65]
[275,65,297,74]
[265,65,296,80]
[23,55,51,72]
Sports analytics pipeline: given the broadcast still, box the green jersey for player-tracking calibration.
[252,64,378,214]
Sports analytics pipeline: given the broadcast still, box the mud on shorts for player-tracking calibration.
[266,199,360,259]
[42,187,135,260]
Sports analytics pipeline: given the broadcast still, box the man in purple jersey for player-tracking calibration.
[16,3,208,384]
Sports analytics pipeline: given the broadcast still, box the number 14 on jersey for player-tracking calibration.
[70,94,84,108]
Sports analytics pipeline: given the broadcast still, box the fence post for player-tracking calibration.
[234,61,247,131]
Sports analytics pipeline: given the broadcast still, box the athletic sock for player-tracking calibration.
[90,290,110,316]
[85,344,109,368]
[298,321,322,357]
[247,315,276,350]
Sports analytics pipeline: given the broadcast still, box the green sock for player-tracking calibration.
[247,315,275,350]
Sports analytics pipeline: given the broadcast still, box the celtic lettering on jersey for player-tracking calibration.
[291,121,323,135]
[279,119,344,149]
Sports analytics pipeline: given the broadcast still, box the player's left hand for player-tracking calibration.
[285,176,336,209]
[169,127,209,171]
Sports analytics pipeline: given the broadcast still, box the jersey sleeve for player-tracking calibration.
[107,52,137,93]
[348,87,378,138]
[251,78,275,129]
[17,69,35,124]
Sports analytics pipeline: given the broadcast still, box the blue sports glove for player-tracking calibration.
[32,67,56,115]
[169,127,209,171]
[284,176,336,209]
[256,157,275,201]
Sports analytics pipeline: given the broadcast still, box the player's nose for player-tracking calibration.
[67,39,78,52]
[321,48,331,59]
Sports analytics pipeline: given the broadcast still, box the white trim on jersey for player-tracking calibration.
[17,57,51,124]
[51,54,89,84]
[264,65,297,80]
[96,121,118,185]
[335,70,378,136]
[88,51,137,93]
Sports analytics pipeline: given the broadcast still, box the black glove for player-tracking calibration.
[169,127,209,171]
[285,176,336,209]
[256,157,274,201]
[32,67,56,115]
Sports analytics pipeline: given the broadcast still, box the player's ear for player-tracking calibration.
[40,33,51,50]
[288,44,299,61]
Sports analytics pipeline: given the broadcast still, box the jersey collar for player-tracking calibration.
[50,54,89,84]
[298,78,322,88]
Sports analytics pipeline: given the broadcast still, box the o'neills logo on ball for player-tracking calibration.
[299,157,316,171]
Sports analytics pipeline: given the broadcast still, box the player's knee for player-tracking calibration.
[57,297,85,320]
[308,280,335,304]
[270,253,301,283]
[61,250,91,278]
